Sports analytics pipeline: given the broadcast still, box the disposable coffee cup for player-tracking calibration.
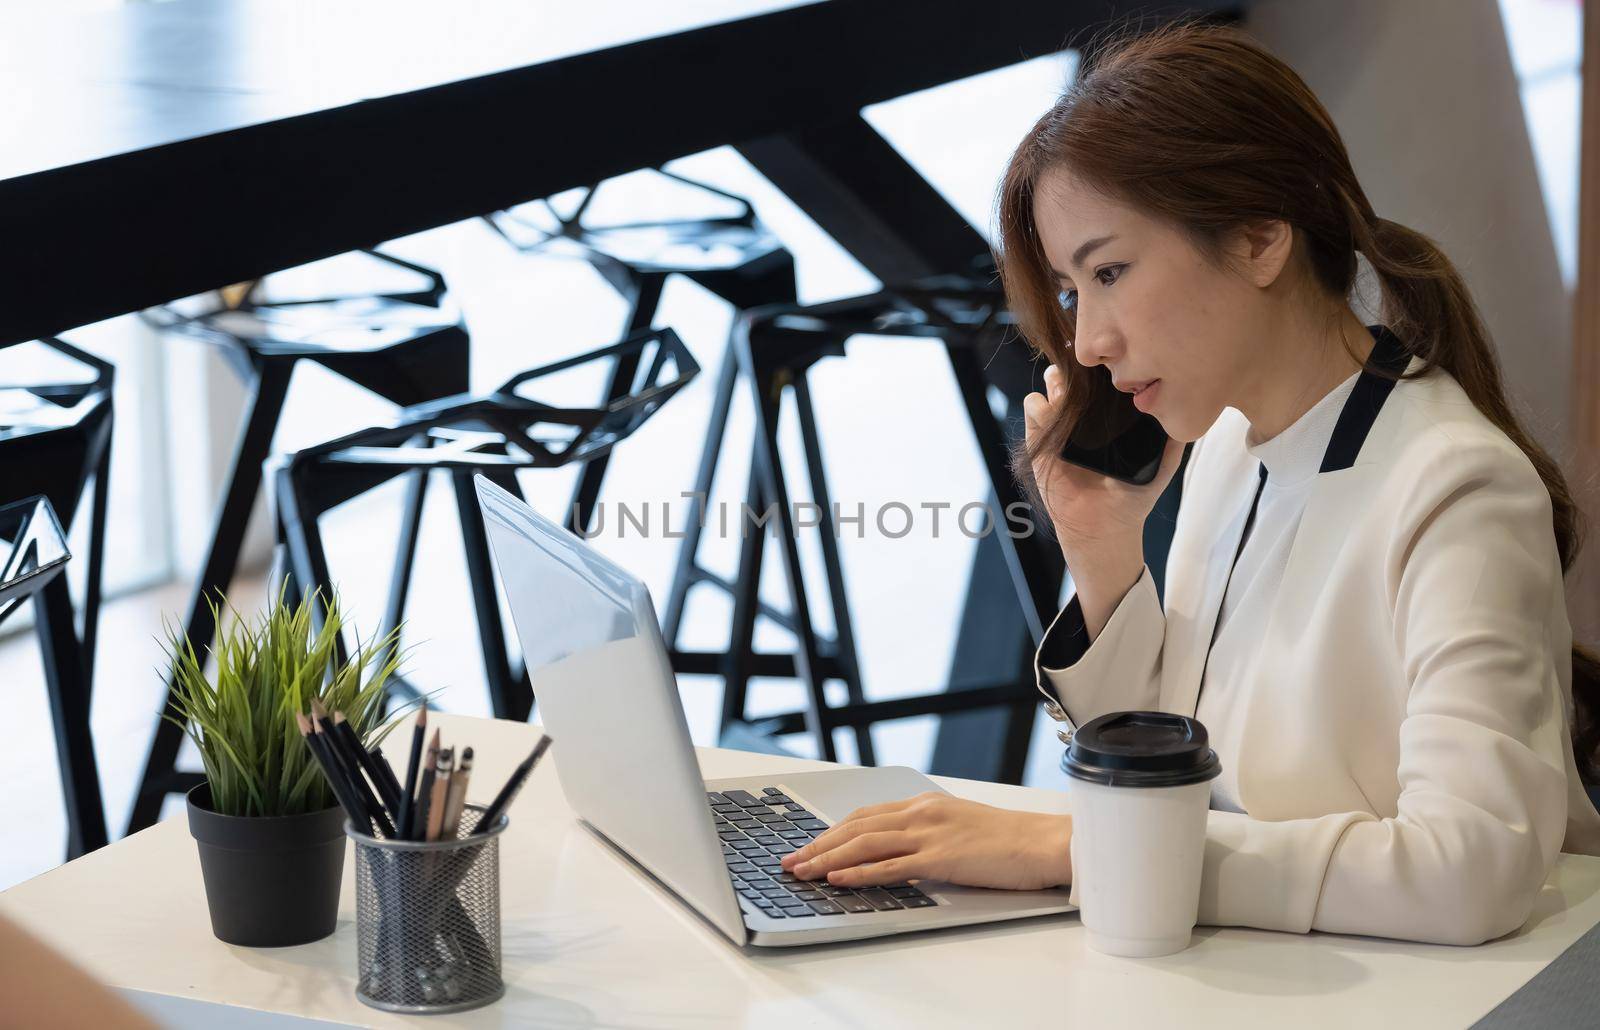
[1061,711,1220,958]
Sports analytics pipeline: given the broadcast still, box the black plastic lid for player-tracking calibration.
[1061,711,1221,788]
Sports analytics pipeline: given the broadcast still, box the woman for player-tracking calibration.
[779,19,1600,946]
[0,912,155,1028]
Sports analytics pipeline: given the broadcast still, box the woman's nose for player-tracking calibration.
[1071,314,1117,368]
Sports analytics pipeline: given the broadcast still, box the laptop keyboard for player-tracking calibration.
[708,787,936,920]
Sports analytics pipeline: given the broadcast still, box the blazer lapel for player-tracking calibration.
[1163,331,1416,718]
[1253,351,1419,657]
[1161,446,1263,717]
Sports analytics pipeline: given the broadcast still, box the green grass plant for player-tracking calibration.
[162,584,405,818]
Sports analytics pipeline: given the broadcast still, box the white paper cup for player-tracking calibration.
[1061,711,1220,958]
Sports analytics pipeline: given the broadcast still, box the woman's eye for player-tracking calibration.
[1057,265,1122,311]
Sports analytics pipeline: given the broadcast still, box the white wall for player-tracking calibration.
[1248,0,1574,456]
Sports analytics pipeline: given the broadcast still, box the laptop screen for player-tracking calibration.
[473,475,750,944]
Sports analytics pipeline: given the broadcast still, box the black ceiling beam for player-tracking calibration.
[0,0,1232,346]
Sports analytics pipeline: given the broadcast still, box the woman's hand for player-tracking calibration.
[1022,363,1184,549]
[778,792,1073,892]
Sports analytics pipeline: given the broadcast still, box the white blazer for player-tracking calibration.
[1035,330,1600,946]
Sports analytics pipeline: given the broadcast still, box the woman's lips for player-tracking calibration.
[1132,379,1161,413]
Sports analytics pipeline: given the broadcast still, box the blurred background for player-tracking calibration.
[0,0,1591,890]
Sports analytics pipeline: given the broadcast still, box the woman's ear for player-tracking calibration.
[1226,219,1295,288]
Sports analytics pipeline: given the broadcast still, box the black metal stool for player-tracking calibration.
[0,336,115,697]
[0,496,108,857]
[486,170,795,534]
[128,249,472,832]
[275,326,698,721]
[662,271,1069,775]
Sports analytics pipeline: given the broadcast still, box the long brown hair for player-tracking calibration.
[995,18,1600,782]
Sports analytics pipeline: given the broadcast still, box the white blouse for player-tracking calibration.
[1198,368,1362,813]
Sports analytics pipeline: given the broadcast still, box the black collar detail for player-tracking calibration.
[1317,324,1411,475]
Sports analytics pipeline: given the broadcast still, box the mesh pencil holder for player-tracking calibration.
[348,805,507,1014]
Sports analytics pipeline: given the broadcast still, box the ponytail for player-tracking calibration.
[1352,211,1600,782]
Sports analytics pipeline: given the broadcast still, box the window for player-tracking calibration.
[1499,0,1585,287]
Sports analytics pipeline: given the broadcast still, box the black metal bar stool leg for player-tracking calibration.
[720,442,770,742]
[276,469,338,613]
[965,393,1064,785]
[932,349,1065,784]
[274,463,354,675]
[384,465,431,642]
[36,574,108,857]
[953,356,1061,783]
[452,470,531,722]
[565,273,667,535]
[377,458,433,710]
[128,360,294,833]
[663,331,741,646]
[481,466,535,694]
[269,511,300,603]
[790,373,875,765]
[740,327,836,761]
[80,410,112,699]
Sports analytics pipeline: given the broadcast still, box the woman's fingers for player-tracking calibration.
[836,797,916,825]
[1043,363,1063,404]
[782,811,908,869]
[822,855,923,889]
[790,831,915,880]
[1025,365,1068,436]
[1022,391,1051,437]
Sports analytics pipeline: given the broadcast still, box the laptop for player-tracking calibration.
[476,476,1074,947]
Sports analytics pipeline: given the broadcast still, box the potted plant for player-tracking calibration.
[164,586,402,947]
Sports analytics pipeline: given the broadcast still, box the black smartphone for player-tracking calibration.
[1057,370,1169,486]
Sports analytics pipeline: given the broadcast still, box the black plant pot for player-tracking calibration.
[186,784,348,947]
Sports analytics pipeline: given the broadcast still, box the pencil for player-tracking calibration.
[313,713,395,838]
[425,747,454,842]
[333,710,401,818]
[318,707,394,837]
[396,704,427,840]
[441,746,473,839]
[309,699,361,804]
[369,744,405,808]
[413,728,441,842]
[296,711,370,833]
[476,735,552,834]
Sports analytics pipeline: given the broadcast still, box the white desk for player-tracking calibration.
[4,713,1598,1028]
